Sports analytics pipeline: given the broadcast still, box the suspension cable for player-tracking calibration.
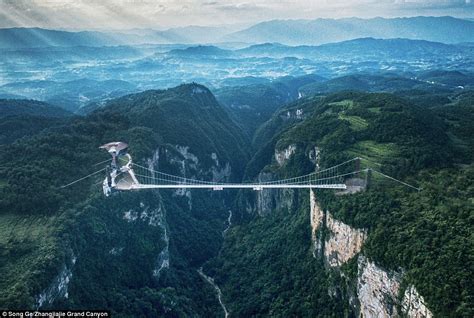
[371,169,421,191]
[93,158,112,166]
[60,168,106,189]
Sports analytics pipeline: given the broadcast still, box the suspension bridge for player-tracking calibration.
[61,142,421,195]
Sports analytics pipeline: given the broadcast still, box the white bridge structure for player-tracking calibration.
[98,142,373,196]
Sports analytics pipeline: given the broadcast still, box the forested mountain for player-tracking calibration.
[208,91,473,317]
[1,79,472,316]
[0,80,138,113]
[0,99,71,144]
[0,99,71,118]
[214,74,325,136]
[0,84,249,316]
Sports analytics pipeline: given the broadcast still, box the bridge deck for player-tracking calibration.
[129,184,347,190]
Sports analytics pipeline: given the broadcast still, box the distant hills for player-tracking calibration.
[224,16,474,45]
[0,25,242,49]
[0,79,137,113]
[167,45,234,58]
[236,37,471,58]
[1,16,473,48]
[0,28,121,48]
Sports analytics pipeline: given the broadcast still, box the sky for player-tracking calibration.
[0,0,473,30]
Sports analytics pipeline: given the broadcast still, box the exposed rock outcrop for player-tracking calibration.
[310,189,324,258]
[308,146,321,169]
[356,257,434,318]
[325,214,367,267]
[36,251,76,309]
[123,203,163,227]
[309,190,432,318]
[281,109,305,121]
[153,207,169,278]
[402,285,433,318]
[275,144,296,166]
[255,172,295,216]
[357,255,401,318]
[173,145,199,171]
[309,190,366,266]
[211,161,231,182]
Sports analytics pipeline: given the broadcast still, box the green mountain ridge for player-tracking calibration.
[0,84,248,316]
[0,99,72,118]
[209,90,473,317]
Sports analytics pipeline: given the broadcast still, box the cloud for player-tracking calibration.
[216,2,266,11]
[0,0,472,29]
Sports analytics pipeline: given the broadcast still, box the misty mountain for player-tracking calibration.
[237,37,472,59]
[166,45,234,58]
[418,70,474,87]
[152,25,243,44]
[3,16,474,49]
[225,16,474,45]
[298,73,446,96]
[0,79,138,113]
[1,45,144,62]
[215,74,325,135]
[0,25,243,49]
[0,27,124,48]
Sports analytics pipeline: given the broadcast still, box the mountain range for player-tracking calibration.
[0,81,472,316]
[225,16,474,45]
[1,16,474,48]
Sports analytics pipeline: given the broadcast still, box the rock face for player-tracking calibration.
[211,152,232,182]
[357,255,401,318]
[402,285,433,318]
[309,190,366,266]
[356,257,434,318]
[281,109,306,121]
[275,144,296,166]
[122,200,170,278]
[153,208,169,279]
[36,251,76,309]
[309,190,432,318]
[308,146,321,169]
[173,145,199,172]
[162,145,231,210]
[325,213,367,267]
[255,172,295,216]
[123,204,163,227]
[310,190,324,258]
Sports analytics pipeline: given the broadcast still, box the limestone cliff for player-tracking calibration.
[255,171,295,216]
[35,251,76,309]
[309,190,433,318]
[310,190,324,258]
[357,256,434,318]
[357,255,401,318]
[325,214,367,267]
[275,144,296,166]
[402,285,433,318]
[309,190,366,266]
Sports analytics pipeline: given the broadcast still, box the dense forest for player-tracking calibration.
[0,85,247,316]
[0,75,473,317]
[209,89,474,317]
